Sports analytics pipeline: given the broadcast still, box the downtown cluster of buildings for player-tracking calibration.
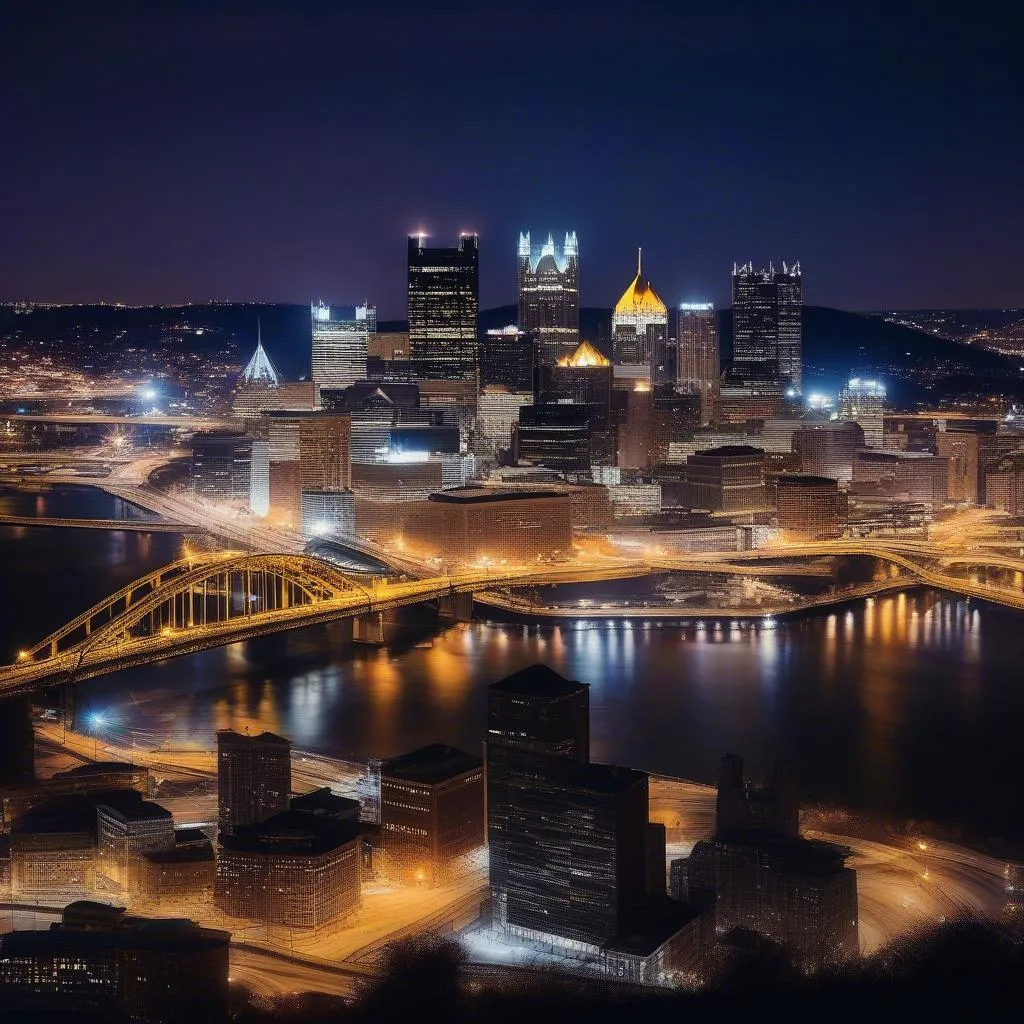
[187,232,1024,561]
[0,663,858,1009]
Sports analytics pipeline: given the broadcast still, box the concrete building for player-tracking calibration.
[379,744,484,885]
[140,828,216,900]
[791,420,865,485]
[681,446,767,511]
[937,427,981,503]
[476,386,534,458]
[609,482,662,517]
[775,475,847,540]
[0,901,230,1024]
[216,730,291,836]
[191,431,252,504]
[676,303,719,425]
[96,799,175,893]
[215,811,361,932]
[852,450,950,504]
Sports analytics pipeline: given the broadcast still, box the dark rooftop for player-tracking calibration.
[143,843,214,865]
[290,787,361,817]
[489,663,588,699]
[58,761,146,779]
[545,758,648,795]
[216,729,291,746]
[428,486,564,504]
[776,474,841,487]
[219,810,361,857]
[602,898,711,958]
[692,445,765,458]
[381,744,482,785]
[97,799,172,822]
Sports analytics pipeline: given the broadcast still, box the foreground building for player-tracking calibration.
[683,755,858,968]
[681,445,767,511]
[0,901,230,1024]
[379,744,484,885]
[775,474,847,539]
[215,811,362,932]
[191,430,253,504]
[216,730,291,836]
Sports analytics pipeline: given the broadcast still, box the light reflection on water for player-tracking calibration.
[3,486,1024,840]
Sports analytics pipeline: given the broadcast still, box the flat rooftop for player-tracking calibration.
[428,486,564,504]
[489,663,588,698]
[381,744,482,785]
[776,474,840,487]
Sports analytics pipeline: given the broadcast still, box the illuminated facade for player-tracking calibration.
[216,730,291,836]
[299,489,355,538]
[612,251,668,383]
[517,231,579,364]
[682,445,767,511]
[241,322,280,386]
[311,301,376,391]
[408,234,479,381]
[215,812,362,932]
[676,303,720,425]
[475,387,534,458]
[731,261,803,393]
[0,902,230,1024]
[775,475,847,539]
[379,744,484,886]
[191,431,253,503]
[96,800,175,893]
[838,377,886,448]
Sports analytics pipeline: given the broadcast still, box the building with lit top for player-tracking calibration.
[408,233,479,381]
[0,901,230,1024]
[537,339,613,452]
[676,303,720,425]
[379,744,484,886]
[612,251,669,383]
[839,377,886,448]
[731,261,803,393]
[480,325,537,392]
[518,231,579,364]
[311,301,376,392]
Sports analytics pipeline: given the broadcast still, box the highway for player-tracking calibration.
[0,514,200,532]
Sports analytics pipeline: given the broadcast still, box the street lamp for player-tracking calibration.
[918,840,929,877]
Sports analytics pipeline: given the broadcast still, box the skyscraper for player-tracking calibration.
[311,301,376,391]
[517,231,579,364]
[731,261,803,394]
[612,251,668,384]
[217,730,291,835]
[408,233,479,381]
[676,303,720,426]
[838,377,886,448]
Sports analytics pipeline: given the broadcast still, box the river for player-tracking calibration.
[2,484,1023,843]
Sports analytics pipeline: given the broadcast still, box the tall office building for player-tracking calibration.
[408,233,479,381]
[731,261,803,394]
[311,301,376,391]
[480,325,537,392]
[839,377,886,448]
[537,339,614,449]
[191,431,253,503]
[518,231,579,364]
[612,251,668,383]
[217,730,292,835]
[676,303,720,426]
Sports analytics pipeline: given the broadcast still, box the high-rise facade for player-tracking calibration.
[676,303,720,426]
[480,325,537,392]
[408,233,479,381]
[731,261,803,394]
[216,730,291,835]
[191,431,253,504]
[839,377,886,448]
[311,301,376,391]
[517,231,579,364]
[612,251,668,384]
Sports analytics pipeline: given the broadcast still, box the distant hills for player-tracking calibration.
[2,301,1021,405]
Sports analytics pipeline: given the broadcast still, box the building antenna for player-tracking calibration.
[637,247,642,277]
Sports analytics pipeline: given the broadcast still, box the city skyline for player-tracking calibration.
[1,3,1021,311]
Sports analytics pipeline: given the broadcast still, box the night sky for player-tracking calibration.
[1,1,1020,314]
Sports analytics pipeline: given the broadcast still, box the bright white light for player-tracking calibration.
[90,712,106,728]
[786,388,796,398]
[141,387,157,401]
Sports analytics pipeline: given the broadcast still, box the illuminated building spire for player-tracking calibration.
[242,319,280,385]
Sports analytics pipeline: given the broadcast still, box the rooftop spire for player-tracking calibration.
[637,247,642,277]
[242,319,280,386]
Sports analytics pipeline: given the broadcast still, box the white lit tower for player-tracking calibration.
[517,231,579,365]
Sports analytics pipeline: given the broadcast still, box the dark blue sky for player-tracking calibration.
[1,1,1020,315]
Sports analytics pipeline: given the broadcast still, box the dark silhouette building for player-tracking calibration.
[216,730,291,835]
[0,695,34,787]
[480,325,537,392]
[775,474,847,539]
[685,754,858,967]
[0,900,230,1024]
[379,743,484,885]
[731,260,803,394]
[513,403,594,470]
[408,233,479,381]
[190,430,253,503]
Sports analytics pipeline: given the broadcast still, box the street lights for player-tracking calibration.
[918,840,929,878]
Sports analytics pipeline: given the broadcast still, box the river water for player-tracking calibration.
[2,484,1023,843]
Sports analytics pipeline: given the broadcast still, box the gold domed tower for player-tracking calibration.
[612,249,669,383]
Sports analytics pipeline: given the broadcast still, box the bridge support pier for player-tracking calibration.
[353,612,386,645]
[438,591,474,623]
[0,695,35,785]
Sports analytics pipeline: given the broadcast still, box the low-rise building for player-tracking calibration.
[775,475,846,540]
